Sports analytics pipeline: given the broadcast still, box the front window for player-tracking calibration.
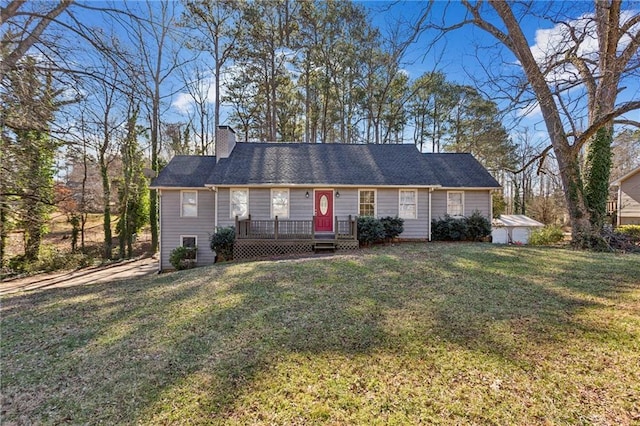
[399,190,417,219]
[271,188,289,219]
[181,191,197,217]
[447,191,464,216]
[359,190,376,217]
[181,235,197,261]
[230,188,249,218]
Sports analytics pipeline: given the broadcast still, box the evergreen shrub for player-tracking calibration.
[466,210,492,241]
[357,217,386,246]
[210,226,235,261]
[170,246,197,270]
[529,226,564,246]
[431,215,469,241]
[379,216,404,241]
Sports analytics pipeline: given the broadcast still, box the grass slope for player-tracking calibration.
[2,243,639,425]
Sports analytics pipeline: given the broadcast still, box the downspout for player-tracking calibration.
[617,184,622,227]
[214,187,218,230]
[489,189,494,221]
[428,188,433,241]
[158,190,162,273]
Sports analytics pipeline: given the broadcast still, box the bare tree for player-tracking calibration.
[178,62,214,154]
[125,0,186,253]
[182,0,240,151]
[431,1,640,244]
[0,0,73,81]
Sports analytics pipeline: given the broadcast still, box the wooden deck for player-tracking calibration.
[234,215,358,259]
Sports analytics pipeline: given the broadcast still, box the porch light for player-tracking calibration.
[336,191,340,198]
[305,191,310,198]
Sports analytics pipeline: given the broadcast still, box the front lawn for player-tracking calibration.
[2,243,639,424]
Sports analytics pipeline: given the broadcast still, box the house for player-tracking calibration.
[150,126,501,270]
[611,166,640,226]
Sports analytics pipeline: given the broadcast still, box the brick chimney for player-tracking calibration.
[216,125,236,162]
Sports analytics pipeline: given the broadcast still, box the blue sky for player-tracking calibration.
[67,1,638,149]
[361,1,639,146]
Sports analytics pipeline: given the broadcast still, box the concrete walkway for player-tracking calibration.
[0,257,158,296]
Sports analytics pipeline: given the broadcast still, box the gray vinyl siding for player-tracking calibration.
[620,171,640,225]
[377,188,398,217]
[160,189,216,270]
[431,190,491,219]
[431,191,448,220]
[403,189,429,239]
[465,190,491,217]
[249,188,271,219]
[334,188,358,218]
[217,188,232,228]
[290,188,314,219]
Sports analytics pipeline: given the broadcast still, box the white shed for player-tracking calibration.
[492,215,544,244]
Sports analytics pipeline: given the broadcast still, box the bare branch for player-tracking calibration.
[505,144,554,175]
[573,100,640,152]
[0,1,73,80]
[0,0,25,22]
[613,119,640,128]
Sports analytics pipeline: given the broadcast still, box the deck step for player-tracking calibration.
[314,241,336,253]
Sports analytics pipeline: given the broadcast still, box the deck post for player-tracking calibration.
[274,216,279,240]
[352,216,357,240]
[235,215,239,237]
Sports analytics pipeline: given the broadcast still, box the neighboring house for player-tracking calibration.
[150,126,501,270]
[611,166,640,226]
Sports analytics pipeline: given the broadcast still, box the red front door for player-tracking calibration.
[314,190,333,232]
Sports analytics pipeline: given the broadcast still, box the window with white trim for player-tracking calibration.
[359,189,376,217]
[181,235,197,261]
[230,188,249,218]
[447,191,464,216]
[271,188,289,219]
[399,189,417,219]
[181,191,197,217]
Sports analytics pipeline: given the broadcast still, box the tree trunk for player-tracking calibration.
[490,2,594,243]
[150,86,159,254]
[583,126,613,228]
[99,155,112,260]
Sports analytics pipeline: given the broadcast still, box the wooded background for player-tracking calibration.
[1,0,639,272]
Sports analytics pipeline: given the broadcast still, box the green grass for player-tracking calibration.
[2,243,640,425]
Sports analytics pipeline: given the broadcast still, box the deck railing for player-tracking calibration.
[607,200,617,214]
[235,215,357,241]
[336,216,357,240]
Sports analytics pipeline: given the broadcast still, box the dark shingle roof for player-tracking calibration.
[151,144,501,189]
[422,153,501,188]
[208,143,441,186]
[151,155,216,187]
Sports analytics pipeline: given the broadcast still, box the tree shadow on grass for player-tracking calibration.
[1,245,639,423]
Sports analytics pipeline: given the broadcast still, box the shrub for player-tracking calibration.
[210,226,235,261]
[466,210,492,241]
[169,246,197,270]
[616,224,640,240]
[529,225,565,246]
[5,245,96,276]
[431,215,469,241]
[379,216,404,241]
[357,216,385,246]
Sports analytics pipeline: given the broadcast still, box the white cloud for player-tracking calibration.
[171,69,218,115]
[517,101,541,119]
[529,10,639,85]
